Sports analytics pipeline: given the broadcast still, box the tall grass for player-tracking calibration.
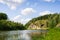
[43,28,60,40]
[32,28,60,40]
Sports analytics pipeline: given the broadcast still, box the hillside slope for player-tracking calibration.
[25,13,60,29]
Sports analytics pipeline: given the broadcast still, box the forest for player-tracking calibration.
[0,13,26,30]
[0,13,60,40]
[0,13,60,30]
[25,13,60,29]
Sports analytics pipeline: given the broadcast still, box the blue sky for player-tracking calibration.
[0,0,60,24]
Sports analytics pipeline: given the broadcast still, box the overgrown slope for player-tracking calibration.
[25,13,60,29]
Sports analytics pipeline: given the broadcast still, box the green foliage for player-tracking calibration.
[25,13,60,29]
[43,28,60,40]
[32,28,60,40]
[0,13,8,20]
[48,19,56,28]
[0,12,26,30]
[0,20,26,30]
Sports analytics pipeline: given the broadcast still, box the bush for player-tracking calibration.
[0,20,26,31]
[42,28,60,40]
[0,13,8,20]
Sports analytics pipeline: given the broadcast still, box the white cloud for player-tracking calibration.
[0,0,26,10]
[11,0,25,3]
[21,8,36,15]
[44,0,55,2]
[0,0,4,3]
[39,11,53,16]
[12,15,22,20]
[20,18,31,24]
[6,2,17,10]
[11,15,31,24]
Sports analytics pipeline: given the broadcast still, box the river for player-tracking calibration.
[0,30,47,40]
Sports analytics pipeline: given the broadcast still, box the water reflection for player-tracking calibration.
[0,30,47,40]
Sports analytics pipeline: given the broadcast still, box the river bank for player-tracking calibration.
[32,28,60,40]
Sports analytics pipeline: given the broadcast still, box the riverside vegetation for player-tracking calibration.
[0,13,60,40]
[0,13,26,30]
[25,13,60,40]
[32,28,60,40]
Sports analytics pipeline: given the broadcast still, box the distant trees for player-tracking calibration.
[1,12,60,30]
[0,13,26,30]
[0,20,26,30]
[0,13,8,20]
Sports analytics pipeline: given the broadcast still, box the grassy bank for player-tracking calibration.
[32,28,60,40]
[43,28,60,40]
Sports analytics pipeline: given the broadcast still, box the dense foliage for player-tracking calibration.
[0,13,8,20]
[25,13,60,28]
[0,13,26,30]
[32,28,60,40]
[0,20,26,30]
[43,28,60,40]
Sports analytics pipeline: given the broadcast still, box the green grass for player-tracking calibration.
[32,28,60,40]
[43,28,60,40]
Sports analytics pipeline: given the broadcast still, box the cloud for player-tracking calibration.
[0,0,4,3]
[11,15,31,24]
[21,8,36,15]
[39,11,53,16]
[11,0,25,3]
[20,18,31,24]
[6,2,17,10]
[12,15,22,20]
[0,0,26,10]
[44,0,56,2]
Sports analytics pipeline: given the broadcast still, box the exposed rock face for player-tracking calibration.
[28,20,48,30]
[56,23,60,27]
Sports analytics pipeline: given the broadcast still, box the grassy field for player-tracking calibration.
[32,28,60,40]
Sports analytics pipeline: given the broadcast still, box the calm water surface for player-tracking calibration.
[0,30,47,40]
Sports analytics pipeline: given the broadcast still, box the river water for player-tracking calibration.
[0,30,47,40]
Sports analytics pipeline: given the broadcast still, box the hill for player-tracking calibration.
[25,13,60,29]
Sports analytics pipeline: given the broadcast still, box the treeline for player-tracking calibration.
[0,13,26,31]
[0,12,60,30]
[25,13,60,28]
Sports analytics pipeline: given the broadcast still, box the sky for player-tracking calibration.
[0,0,60,24]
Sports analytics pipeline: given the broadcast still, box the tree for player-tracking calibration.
[0,13,8,20]
[0,20,26,30]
